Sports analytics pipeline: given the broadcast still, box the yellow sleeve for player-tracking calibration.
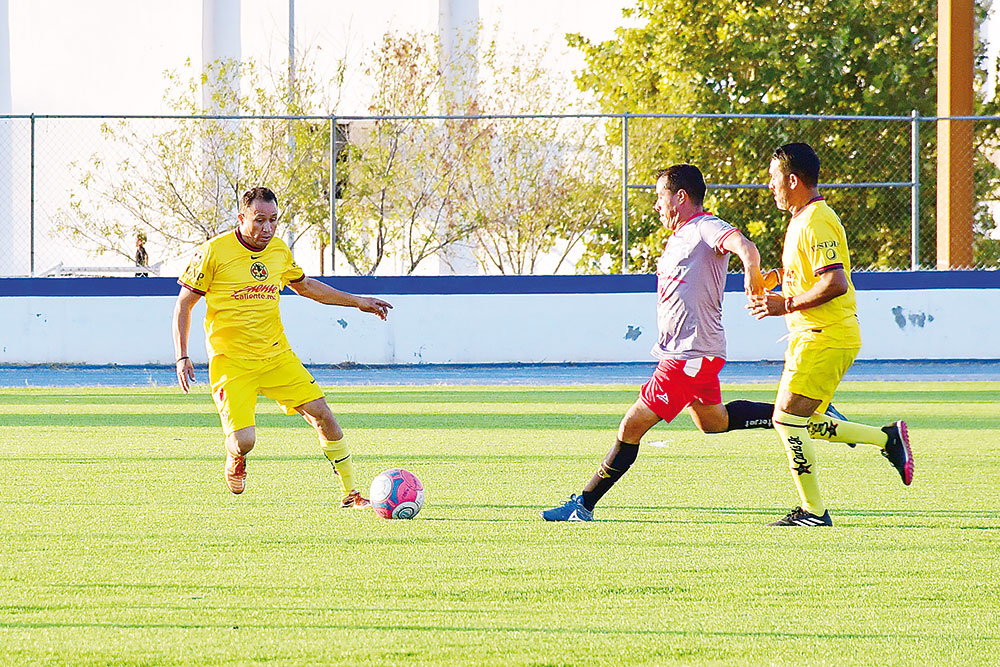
[804,219,846,276]
[178,242,214,295]
[282,248,305,286]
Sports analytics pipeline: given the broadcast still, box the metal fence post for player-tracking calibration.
[329,115,336,275]
[910,109,920,271]
[29,113,35,276]
[621,114,629,274]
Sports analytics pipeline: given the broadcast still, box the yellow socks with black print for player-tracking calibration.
[808,414,888,449]
[773,410,825,516]
[320,437,357,495]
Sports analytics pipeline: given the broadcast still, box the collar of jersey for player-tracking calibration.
[675,211,712,232]
[791,196,824,220]
[235,227,267,252]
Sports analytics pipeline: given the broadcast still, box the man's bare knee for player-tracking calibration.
[697,420,727,434]
[227,427,256,456]
[618,404,659,443]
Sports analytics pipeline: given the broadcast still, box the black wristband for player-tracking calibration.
[176,356,190,363]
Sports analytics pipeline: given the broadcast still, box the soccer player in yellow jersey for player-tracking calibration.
[749,143,913,527]
[171,187,392,506]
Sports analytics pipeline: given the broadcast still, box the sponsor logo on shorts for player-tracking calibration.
[655,393,670,405]
[231,284,279,301]
[250,261,269,281]
[215,388,230,421]
[787,435,812,475]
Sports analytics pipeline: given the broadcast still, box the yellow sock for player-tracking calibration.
[774,410,825,516]
[808,415,888,448]
[320,437,356,495]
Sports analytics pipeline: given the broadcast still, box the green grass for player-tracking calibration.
[1,382,998,666]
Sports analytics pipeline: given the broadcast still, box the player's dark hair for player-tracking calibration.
[655,164,706,206]
[772,143,820,187]
[241,186,279,210]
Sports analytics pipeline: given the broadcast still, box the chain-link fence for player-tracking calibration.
[0,112,995,277]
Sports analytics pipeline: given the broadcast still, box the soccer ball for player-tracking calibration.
[369,468,424,519]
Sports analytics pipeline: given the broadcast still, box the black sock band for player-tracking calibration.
[581,440,640,510]
[725,400,774,431]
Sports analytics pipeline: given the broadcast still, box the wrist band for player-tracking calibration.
[784,296,795,313]
[176,356,189,363]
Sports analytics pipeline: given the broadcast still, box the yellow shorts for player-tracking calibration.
[778,333,860,414]
[208,349,325,435]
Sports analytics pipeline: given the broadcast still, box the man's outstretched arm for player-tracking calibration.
[287,277,393,320]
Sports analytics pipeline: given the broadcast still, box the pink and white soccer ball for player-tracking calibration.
[370,468,424,519]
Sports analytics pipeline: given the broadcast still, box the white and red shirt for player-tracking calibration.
[651,212,738,361]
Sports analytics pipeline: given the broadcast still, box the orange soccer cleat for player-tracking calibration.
[340,489,371,509]
[225,452,247,495]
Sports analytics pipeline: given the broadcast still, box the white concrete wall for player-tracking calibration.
[1,288,997,365]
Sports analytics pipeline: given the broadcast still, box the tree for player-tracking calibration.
[569,0,995,272]
[54,28,615,276]
[56,53,342,269]
[336,28,615,275]
[458,33,617,274]
[334,32,488,275]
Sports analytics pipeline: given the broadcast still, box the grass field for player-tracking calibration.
[1,382,998,666]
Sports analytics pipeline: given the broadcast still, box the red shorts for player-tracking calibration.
[639,356,726,423]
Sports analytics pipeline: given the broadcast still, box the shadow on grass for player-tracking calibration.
[0,412,627,430]
[0,389,645,406]
[5,412,1000,430]
[3,387,997,408]
[422,504,1000,525]
[0,618,995,642]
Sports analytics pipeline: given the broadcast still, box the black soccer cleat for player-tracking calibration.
[824,403,856,448]
[768,506,833,526]
[881,420,913,486]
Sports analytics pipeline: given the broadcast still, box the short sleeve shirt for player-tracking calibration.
[781,197,861,347]
[179,228,306,360]
[651,213,739,361]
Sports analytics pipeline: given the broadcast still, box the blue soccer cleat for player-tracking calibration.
[825,403,847,420]
[825,403,856,448]
[541,494,593,521]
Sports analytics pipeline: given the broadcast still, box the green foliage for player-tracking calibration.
[461,37,618,274]
[337,30,615,275]
[56,28,612,276]
[55,56,339,266]
[569,0,997,272]
[335,32,481,275]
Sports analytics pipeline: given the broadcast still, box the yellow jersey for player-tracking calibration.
[781,197,861,348]
[179,228,305,361]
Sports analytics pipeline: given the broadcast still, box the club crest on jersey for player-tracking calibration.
[250,261,268,281]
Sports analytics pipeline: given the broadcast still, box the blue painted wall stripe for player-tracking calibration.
[1,271,998,297]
